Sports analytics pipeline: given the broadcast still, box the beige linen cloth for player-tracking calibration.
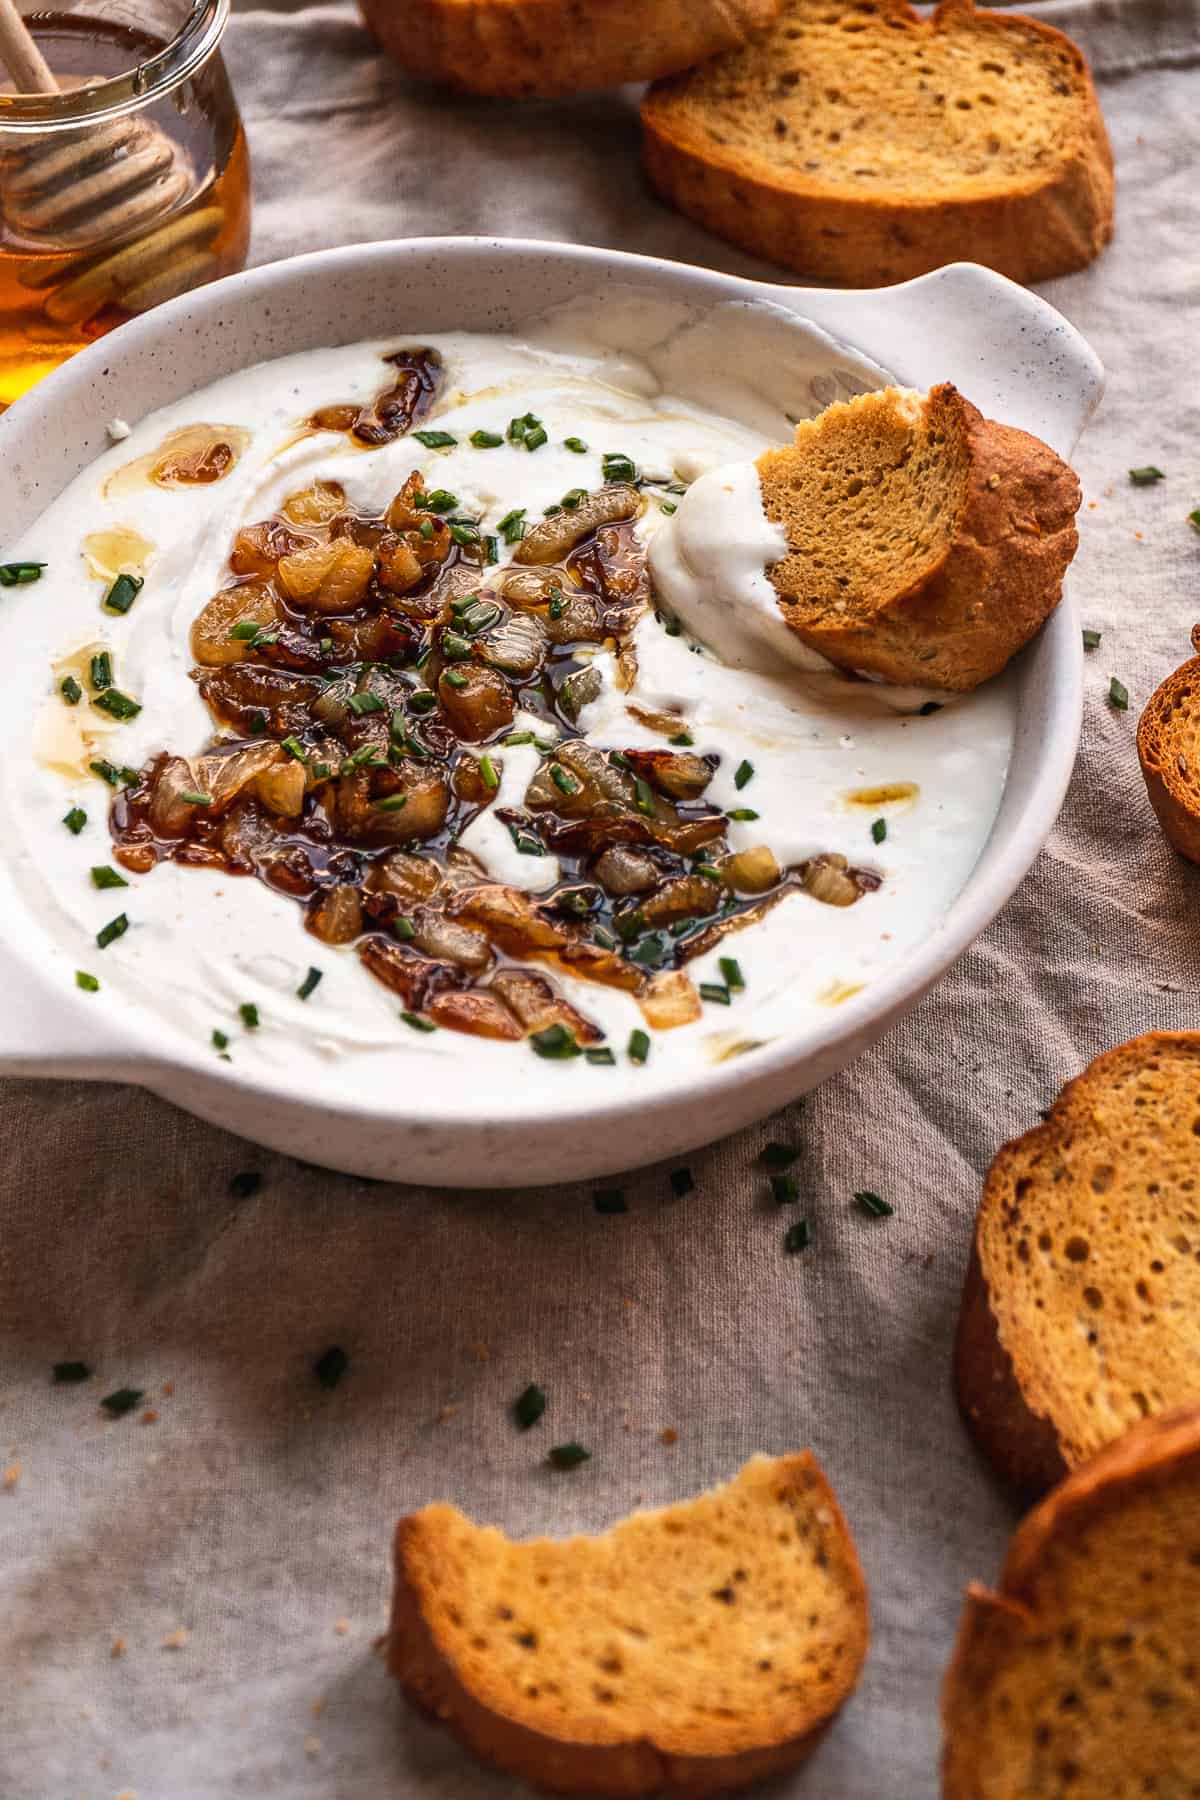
[2,3,1199,1794]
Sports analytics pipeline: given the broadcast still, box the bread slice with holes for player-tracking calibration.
[955,1032,1200,1499]
[641,0,1113,287]
[1137,625,1200,863]
[941,1405,1200,1798]
[358,0,782,100]
[387,1452,869,1795]
[757,382,1080,690]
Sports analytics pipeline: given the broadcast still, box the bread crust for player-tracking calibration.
[641,0,1114,287]
[954,1031,1200,1497]
[386,1452,868,1795]
[1136,626,1200,863]
[360,0,782,100]
[762,383,1081,691]
[941,1405,1200,1797]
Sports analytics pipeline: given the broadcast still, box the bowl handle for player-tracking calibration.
[769,262,1103,457]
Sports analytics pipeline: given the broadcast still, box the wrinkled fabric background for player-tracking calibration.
[2,2,1199,1794]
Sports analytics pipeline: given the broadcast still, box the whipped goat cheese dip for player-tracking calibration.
[0,304,1015,1104]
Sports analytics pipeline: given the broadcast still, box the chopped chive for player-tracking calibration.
[593,1188,627,1214]
[75,970,99,992]
[871,817,887,845]
[669,916,697,937]
[419,518,434,541]
[1128,466,1164,484]
[249,710,267,734]
[392,914,416,940]
[660,501,677,515]
[280,735,307,761]
[759,1142,798,1169]
[90,865,127,891]
[514,1383,546,1429]
[1108,677,1129,711]
[784,1219,811,1254]
[443,669,468,690]
[238,1002,259,1030]
[320,637,333,655]
[602,452,637,483]
[497,508,526,544]
[211,1029,229,1051]
[376,793,409,812]
[100,1387,144,1419]
[509,824,545,857]
[1188,508,1200,533]
[462,602,500,634]
[296,966,323,1000]
[663,619,681,637]
[628,1028,650,1065]
[421,488,458,513]
[53,1360,91,1383]
[92,687,141,721]
[548,1442,590,1470]
[719,956,745,991]
[228,618,261,640]
[669,731,694,746]
[506,412,542,445]
[102,572,143,614]
[314,1345,348,1390]
[347,692,385,716]
[918,701,942,716]
[694,863,722,883]
[523,425,548,452]
[229,1171,262,1199]
[530,1023,581,1060]
[413,428,456,448]
[727,807,759,822]
[442,631,472,660]
[563,436,588,454]
[401,1010,437,1032]
[630,934,665,969]
[670,1166,694,1197]
[483,534,499,564]
[770,1172,800,1205]
[734,759,754,790]
[534,734,560,753]
[59,674,82,705]
[449,520,481,547]
[584,1046,616,1066]
[593,926,617,950]
[470,428,504,449]
[178,789,213,807]
[63,807,87,835]
[89,650,112,690]
[0,560,45,585]
[548,590,567,621]
[1082,628,1102,651]
[503,729,534,747]
[312,762,332,781]
[544,502,564,518]
[613,907,645,943]
[855,1190,893,1217]
[561,488,588,511]
[479,752,500,791]
[549,763,578,796]
[634,776,656,817]
[96,913,128,949]
[409,689,436,714]
[699,982,731,1005]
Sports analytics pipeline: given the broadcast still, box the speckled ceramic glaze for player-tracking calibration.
[0,240,1102,1184]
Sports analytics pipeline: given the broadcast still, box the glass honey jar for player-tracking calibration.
[0,0,250,408]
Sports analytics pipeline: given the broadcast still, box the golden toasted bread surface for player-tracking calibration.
[942,1407,1200,1797]
[956,1032,1200,1497]
[387,1452,869,1795]
[758,383,1080,690]
[1137,626,1200,863]
[642,0,1113,285]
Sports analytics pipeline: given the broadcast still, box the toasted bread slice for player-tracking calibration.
[387,1452,869,1795]
[757,383,1080,690]
[359,0,782,100]
[955,1032,1200,1499]
[1137,625,1200,863]
[641,0,1113,287]
[942,1406,1200,1797]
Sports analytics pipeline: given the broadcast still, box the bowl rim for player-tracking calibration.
[0,235,1088,1136]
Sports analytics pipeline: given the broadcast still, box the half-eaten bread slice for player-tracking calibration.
[942,1405,1200,1797]
[387,1452,869,1795]
[955,1030,1200,1498]
[758,382,1081,690]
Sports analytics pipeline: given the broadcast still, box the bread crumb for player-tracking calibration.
[116,1790,136,1800]
[304,1734,321,1758]
[161,1382,174,1398]
[311,1697,324,1719]
[437,1403,460,1424]
[162,1627,189,1650]
[141,1410,158,1425]
[1134,531,1144,541]
[660,1427,679,1446]
[3,1459,21,1489]
[111,1637,126,1659]
[334,1617,350,1636]
[81,1703,95,1719]
[986,472,1001,489]
[471,1342,490,1363]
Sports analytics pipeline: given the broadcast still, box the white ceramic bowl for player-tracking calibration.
[0,238,1101,1184]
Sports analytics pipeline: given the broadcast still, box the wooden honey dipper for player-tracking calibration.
[0,0,222,321]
